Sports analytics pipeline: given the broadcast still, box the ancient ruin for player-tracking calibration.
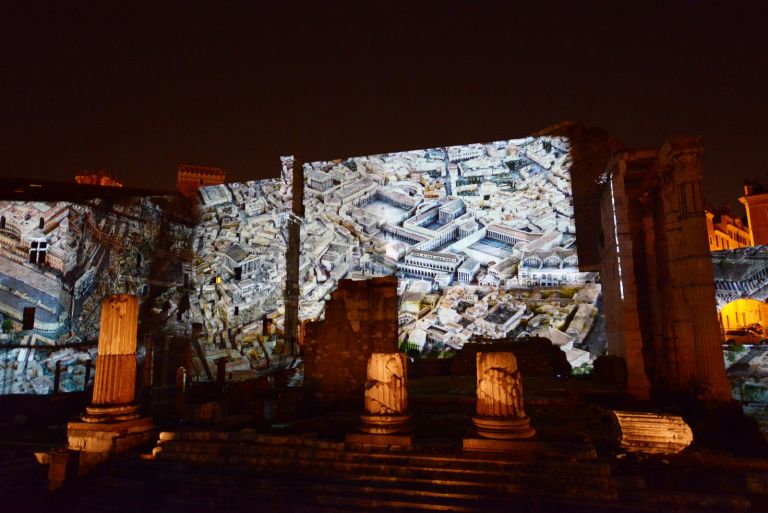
[66,294,153,473]
[466,352,536,449]
[4,125,768,512]
[345,351,412,448]
[605,410,694,454]
[360,352,410,433]
[599,137,732,401]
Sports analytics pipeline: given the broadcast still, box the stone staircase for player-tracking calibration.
[55,430,768,513]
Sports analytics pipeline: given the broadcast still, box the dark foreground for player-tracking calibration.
[2,376,768,513]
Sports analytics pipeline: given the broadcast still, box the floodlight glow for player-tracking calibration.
[609,174,625,301]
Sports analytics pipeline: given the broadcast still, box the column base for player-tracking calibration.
[471,415,536,440]
[359,413,411,435]
[68,415,154,475]
[82,404,142,423]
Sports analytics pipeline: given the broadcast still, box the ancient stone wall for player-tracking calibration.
[302,275,398,407]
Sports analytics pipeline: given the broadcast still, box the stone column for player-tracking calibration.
[82,294,141,422]
[68,294,154,475]
[359,352,410,435]
[471,352,535,439]
[604,410,693,454]
[658,140,732,401]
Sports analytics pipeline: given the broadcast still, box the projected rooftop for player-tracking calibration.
[188,137,602,377]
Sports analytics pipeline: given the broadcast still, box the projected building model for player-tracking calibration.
[301,137,599,367]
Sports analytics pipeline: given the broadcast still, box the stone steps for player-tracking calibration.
[57,431,768,512]
[76,458,619,513]
[154,437,616,493]
[74,455,759,513]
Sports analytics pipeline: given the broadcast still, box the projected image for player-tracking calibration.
[0,197,192,394]
[186,160,294,381]
[713,246,768,427]
[302,138,601,368]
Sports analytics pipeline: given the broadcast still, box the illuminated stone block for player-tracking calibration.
[605,410,693,455]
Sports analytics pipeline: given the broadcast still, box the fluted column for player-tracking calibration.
[659,140,732,401]
[359,353,410,434]
[472,352,535,439]
[83,294,141,422]
[605,410,693,454]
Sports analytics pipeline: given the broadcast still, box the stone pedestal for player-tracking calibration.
[47,448,70,491]
[346,353,412,448]
[464,352,536,454]
[67,295,153,474]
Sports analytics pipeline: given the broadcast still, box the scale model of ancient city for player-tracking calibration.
[1,136,604,394]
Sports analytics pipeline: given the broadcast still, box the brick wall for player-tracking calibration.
[302,276,398,407]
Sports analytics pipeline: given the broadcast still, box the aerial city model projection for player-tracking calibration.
[0,197,192,394]
[189,137,603,380]
[0,136,607,393]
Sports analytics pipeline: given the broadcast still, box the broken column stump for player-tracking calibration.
[604,410,693,454]
[346,352,413,449]
[464,352,537,454]
[67,295,154,475]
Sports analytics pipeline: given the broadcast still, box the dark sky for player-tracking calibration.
[2,1,766,213]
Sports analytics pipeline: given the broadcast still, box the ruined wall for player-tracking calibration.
[302,275,398,406]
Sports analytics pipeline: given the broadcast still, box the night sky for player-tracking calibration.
[2,1,766,213]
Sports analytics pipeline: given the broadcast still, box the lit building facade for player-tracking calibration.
[178,164,226,199]
[705,210,751,251]
[739,181,768,246]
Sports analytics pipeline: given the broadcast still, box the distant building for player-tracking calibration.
[199,184,232,207]
[739,180,768,246]
[75,169,123,187]
[223,242,259,281]
[705,210,750,251]
[177,164,225,198]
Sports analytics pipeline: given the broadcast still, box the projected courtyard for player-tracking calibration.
[300,137,599,368]
[1,136,607,394]
[186,138,603,379]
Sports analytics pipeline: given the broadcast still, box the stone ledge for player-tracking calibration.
[345,432,414,450]
[68,416,153,453]
[463,437,538,457]
[68,416,153,433]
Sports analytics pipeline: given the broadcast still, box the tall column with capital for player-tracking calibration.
[658,139,731,401]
